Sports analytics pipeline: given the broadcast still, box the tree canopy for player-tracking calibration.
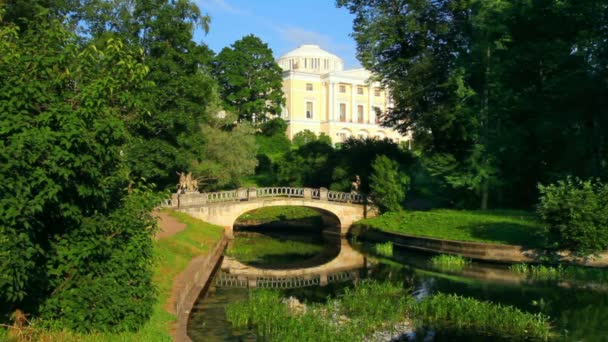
[213,34,285,123]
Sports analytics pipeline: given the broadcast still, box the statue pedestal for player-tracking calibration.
[177,190,203,208]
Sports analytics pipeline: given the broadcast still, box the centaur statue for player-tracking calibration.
[176,172,199,192]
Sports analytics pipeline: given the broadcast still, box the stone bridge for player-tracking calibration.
[166,187,377,237]
[216,239,367,289]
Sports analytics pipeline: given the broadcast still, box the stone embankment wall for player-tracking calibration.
[170,234,228,342]
[353,225,608,267]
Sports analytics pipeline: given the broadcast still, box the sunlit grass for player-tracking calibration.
[355,209,544,247]
[237,206,323,224]
[510,263,608,283]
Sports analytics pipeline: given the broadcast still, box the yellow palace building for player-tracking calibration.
[277,44,409,144]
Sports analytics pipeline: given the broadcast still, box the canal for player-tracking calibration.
[188,224,608,341]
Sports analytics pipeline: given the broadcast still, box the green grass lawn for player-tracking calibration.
[8,210,224,342]
[354,209,545,248]
[237,206,323,224]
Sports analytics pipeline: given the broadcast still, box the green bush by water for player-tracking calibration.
[354,209,544,247]
[414,293,554,340]
[237,206,323,225]
[430,254,470,271]
[537,177,608,255]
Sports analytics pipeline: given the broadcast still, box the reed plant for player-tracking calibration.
[374,241,394,257]
[414,293,554,340]
[510,263,608,283]
[429,254,470,271]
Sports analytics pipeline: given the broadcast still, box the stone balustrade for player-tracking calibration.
[166,187,366,209]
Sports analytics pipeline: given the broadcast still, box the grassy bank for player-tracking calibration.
[354,210,544,248]
[3,210,223,342]
[236,206,323,225]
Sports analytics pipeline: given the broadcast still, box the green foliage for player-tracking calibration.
[276,141,335,187]
[260,117,288,136]
[354,210,544,247]
[331,138,414,193]
[255,131,291,162]
[192,121,258,190]
[537,177,608,254]
[0,13,159,332]
[213,34,285,123]
[338,0,608,209]
[369,155,410,212]
[292,130,331,149]
[510,263,608,283]
[40,193,158,332]
[414,293,554,340]
[429,254,471,271]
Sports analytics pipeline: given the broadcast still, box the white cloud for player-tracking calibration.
[278,27,351,54]
[199,0,247,15]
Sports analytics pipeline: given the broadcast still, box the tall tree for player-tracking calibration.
[0,10,157,331]
[76,0,219,189]
[338,0,608,208]
[213,34,285,123]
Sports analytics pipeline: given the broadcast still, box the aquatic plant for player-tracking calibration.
[374,241,394,257]
[226,281,414,341]
[429,254,470,271]
[414,293,554,341]
[510,263,608,283]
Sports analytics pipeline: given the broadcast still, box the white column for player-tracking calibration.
[351,84,356,123]
[368,85,374,124]
[328,81,334,122]
[333,82,339,122]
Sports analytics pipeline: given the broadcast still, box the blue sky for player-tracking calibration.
[193,0,361,68]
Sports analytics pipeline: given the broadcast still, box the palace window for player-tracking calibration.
[357,87,364,95]
[306,83,313,91]
[339,103,346,122]
[339,85,346,93]
[374,88,381,97]
[306,101,313,119]
[357,105,364,123]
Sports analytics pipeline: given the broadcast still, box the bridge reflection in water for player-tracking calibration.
[215,238,367,289]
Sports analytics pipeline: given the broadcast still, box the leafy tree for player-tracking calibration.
[338,0,608,209]
[0,13,156,331]
[260,117,288,136]
[213,34,285,123]
[537,177,608,255]
[277,141,335,187]
[369,155,410,212]
[75,0,219,190]
[193,116,258,190]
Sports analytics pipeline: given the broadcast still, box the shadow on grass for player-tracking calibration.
[465,222,547,248]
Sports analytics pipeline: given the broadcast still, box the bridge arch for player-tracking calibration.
[170,187,376,238]
[233,204,342,232]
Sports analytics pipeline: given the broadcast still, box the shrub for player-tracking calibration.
[537,177,608,254]
[369,155,410,212]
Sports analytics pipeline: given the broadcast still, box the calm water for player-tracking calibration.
[188,227,608,341]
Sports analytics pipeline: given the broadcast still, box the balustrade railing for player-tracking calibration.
[257,187,304,198]
[327,190,364,203]
[205,190,239,203]
[164,187,367,207]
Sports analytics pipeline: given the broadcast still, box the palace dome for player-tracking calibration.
[277,45,344,74]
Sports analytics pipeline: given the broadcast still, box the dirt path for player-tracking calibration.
[155,210,186,239]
